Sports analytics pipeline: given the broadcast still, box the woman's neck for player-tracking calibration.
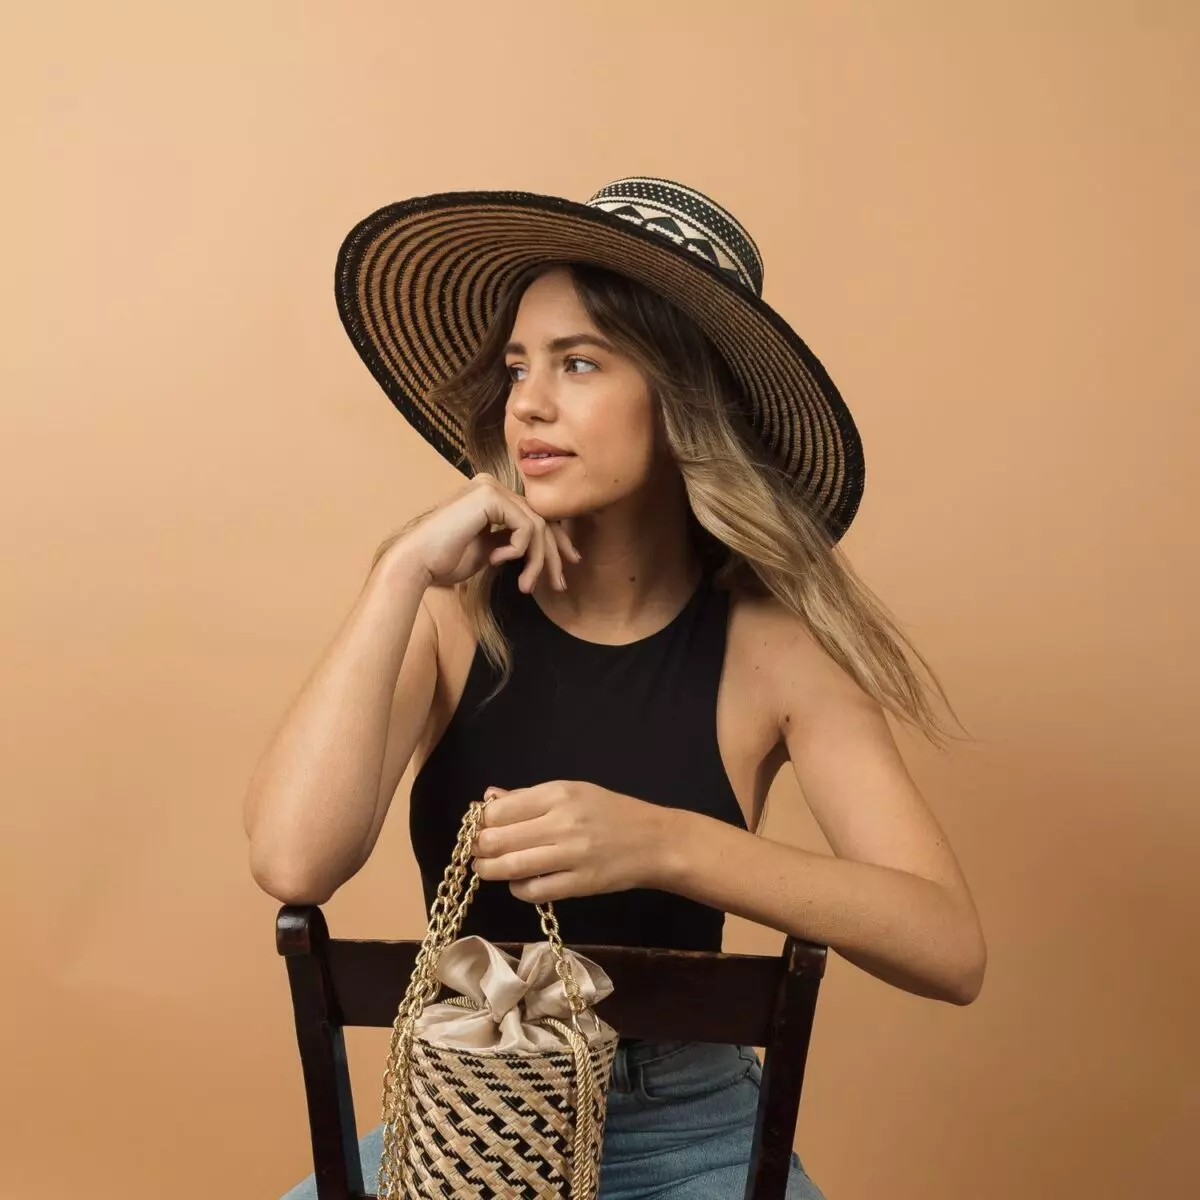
[531,499,703,642]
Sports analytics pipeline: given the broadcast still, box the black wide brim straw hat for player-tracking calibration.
[334,176,865,543]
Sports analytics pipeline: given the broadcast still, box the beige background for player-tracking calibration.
[2,2,1196,1197]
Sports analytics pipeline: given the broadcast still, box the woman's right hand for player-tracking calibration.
[387,473,581,593]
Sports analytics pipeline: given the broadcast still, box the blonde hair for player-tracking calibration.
[391,261,966,747]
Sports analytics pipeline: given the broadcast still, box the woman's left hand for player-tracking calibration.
[472,781,673,903]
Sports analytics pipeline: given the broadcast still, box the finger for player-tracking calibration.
[475,786,510,843]
[482,487,559,587]
[517,514,547,593]
[507,519,534,558]
[473,843,572,882]
[483,520,533,571]
[489,542,523,564]
[551,521,583,565]
[474,812,558,859]
[480,525,516,552]
[478,786,510,818]
[496,489,553,590]
[540,519,567,590]
[509,872,581,904]
[479,787,554,829]
[482,491,536,552]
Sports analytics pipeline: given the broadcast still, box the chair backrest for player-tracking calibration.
[276,904,826,1200]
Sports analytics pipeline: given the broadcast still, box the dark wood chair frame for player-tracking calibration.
[277,905,826,1200]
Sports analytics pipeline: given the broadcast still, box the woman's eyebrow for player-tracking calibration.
[503,334,616,356]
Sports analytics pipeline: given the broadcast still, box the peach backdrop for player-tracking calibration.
[1,2,1195,1197]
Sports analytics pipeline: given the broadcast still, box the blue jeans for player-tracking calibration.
[280,1040,825,1198]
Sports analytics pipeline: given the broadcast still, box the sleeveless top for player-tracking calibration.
[408,558,748,951]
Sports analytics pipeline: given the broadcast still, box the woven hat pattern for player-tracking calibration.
[336,176,865,542]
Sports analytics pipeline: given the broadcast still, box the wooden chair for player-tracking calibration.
[277,905,827,1200]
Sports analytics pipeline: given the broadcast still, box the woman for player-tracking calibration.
[246,177,987,1198]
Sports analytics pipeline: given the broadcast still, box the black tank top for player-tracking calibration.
[408,558,748,951]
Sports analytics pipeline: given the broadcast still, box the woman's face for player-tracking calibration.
[502,267,666,520]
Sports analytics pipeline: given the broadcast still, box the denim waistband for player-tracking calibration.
[616,1037,707,1062]
[610,1038,757,1096]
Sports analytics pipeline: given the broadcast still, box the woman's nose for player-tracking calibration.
[508,367,556,420]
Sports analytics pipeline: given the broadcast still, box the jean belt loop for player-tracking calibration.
[611,1042,633,1094]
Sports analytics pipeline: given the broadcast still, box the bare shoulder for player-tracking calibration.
[724,582,872,730]
[726,581,980,914]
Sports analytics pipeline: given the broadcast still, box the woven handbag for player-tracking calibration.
[378,796,621,1199]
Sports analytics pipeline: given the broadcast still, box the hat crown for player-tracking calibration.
[586,177,764,297]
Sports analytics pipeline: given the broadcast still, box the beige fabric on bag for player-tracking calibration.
[414,935,616,1052]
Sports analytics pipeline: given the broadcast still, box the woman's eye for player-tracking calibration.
[506,357,596,382]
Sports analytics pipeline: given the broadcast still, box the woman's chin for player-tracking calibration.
[522,483,591,523]
[525,498,576,523]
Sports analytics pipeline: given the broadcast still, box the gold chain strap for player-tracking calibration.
[378,797,602,1199]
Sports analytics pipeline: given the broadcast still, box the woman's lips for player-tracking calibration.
[519,453,575,477]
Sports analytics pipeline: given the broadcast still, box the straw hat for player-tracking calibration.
[335,176,865,542]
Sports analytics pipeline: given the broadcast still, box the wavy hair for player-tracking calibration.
[378,261,966,746]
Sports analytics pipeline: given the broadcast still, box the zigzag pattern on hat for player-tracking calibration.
[587,176,764,295]
[590,202,747,290]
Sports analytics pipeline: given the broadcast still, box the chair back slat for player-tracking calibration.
[277,909,366,1200]
[745,938,825,1199]
[321,938,824,1045]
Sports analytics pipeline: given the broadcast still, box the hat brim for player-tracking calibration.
[335,190,864,543]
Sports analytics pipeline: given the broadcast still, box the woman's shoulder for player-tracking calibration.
[723,578,855,701]
[725,582,793,663]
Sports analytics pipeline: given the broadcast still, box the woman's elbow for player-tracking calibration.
[949,927,988,1005]
[248,846,337,907]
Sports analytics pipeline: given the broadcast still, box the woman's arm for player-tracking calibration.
[474,610,987,1006]
[243,544,437,904]
[667,613,986,1005]
[658,808,986,1006]
[478,768,985,1007]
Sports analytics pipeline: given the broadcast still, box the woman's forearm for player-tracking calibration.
[656,809,987,1005]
